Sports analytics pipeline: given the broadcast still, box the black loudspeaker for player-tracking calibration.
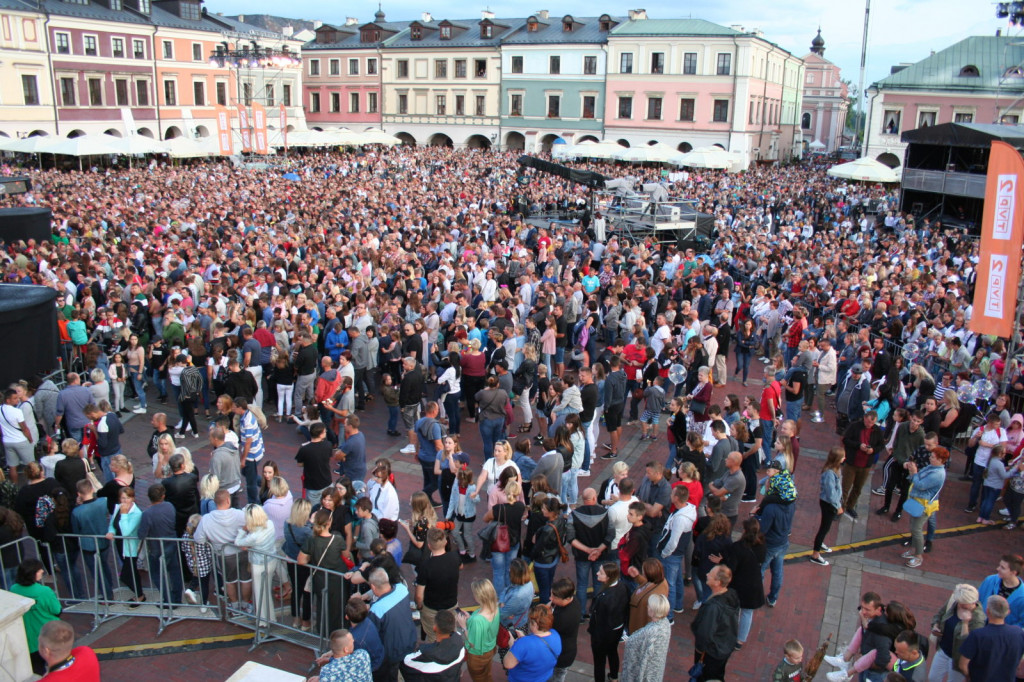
[0,284,58,388]
[0,207,51,244]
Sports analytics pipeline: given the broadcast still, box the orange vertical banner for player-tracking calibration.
[236,104,252,152]
[972,140,1024,337]
[279,103,288,151]
[214,105,233,156]
[252,102,268,154]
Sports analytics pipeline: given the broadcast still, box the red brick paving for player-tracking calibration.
[78,372,1017,681]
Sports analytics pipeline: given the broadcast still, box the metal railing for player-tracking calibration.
[1,532,354,668]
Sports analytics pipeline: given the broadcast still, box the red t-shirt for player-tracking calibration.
[42,647,100,682]
[759,383,780,419]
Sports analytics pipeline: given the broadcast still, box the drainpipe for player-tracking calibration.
[43,12,61,136]
[152,30,162,139]
[600,43,608,141]
[727,35,739,154]
[757,43,774,162]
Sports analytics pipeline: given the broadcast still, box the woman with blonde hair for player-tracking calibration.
[98,454,134,513]
[199,474,220,515]
[152,433,176,478]
[927,583,985,681]
[399,491,437,566]
[283,498,313,631]
[457,578,501,681]
[235,504,278,623]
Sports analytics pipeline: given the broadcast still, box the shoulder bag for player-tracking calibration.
[549,521,569,563]
[304,534,336,593]
[492,504,511,553]
[903,483,940,518]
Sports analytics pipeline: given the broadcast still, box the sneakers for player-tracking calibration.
[906,557,923,568]
[740,497,758,503]
[184,589,198,605]
[766,598,777,607]
[399,444,416,454]
[601,451,618,460]
[875,506,890,516]
[964,506,976,513]
[871,487,886,496]
[132,406,146,414]
[826,671,852,682]
[823,654,848,669]
[821,544,833,553]
[691,600,702,609]
[924,540,933,553]
[1000,508,1011,517]
[809,555,830,566]
[1006,523,1018,530]
[578,469,591,477]
[673,606,685,614]
[844,509,859,520]
[900,550,916,559]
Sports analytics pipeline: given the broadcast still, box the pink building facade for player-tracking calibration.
[800,30,847,154]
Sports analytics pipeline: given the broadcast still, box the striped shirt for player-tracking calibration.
[239,409,264,462]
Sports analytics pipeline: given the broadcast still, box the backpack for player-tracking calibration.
[35,495,55,530]
[570,318,587,346]
[418,417,448,443]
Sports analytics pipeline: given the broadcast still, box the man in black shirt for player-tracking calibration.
[579,367,599,475]
[146,412,173,458]
[414,528,461,643]
[553,303,568,378]
[223,357,258,402]
[161,453,199,537]
[292,331,319,418]
[294,422,333,507]
[550,578,582,680]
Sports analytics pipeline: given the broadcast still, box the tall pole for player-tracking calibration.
[857,0,871,156]
[1001,258,1024,395]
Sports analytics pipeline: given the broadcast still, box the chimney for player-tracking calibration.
[730,24,744,32]
[627,8,647,20]
[481,9,495,20]
[422,11,433,22]
[237,14,244,22]
[345,17,359,25]
[537,9,549,19]
[313,20,323,28]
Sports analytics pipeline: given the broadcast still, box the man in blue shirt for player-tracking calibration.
[337,415,367,484]
[758,492,795,607]
[959,595,1024,680]
[415,402,445,507]
[138,483,183,604]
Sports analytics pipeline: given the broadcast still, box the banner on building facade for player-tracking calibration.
[120,108,136,138]
[252,103,268,155]
[971,140,1024,337]
[214,105,233,156]
[236,104,252,152]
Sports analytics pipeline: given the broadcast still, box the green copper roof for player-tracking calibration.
[875,35,1024,93]
[609,18,743,37]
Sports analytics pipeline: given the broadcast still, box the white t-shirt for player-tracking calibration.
[608,495,640,547]
[0,404,27,443]
[973,426,1009,467]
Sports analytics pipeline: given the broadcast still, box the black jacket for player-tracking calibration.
[399,365,425,407]
[570,504,613,561]
[691,587,741,659]
[224,369,258,402]
[161,471,199,535]
[531,514,572,565]
[399,633,466,682]
[588,580,629,641]
[722,540,766,610]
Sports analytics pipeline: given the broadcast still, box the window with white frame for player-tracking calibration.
[83,35,97,56]
[55,32,70,54]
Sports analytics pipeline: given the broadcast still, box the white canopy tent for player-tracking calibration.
[670,146,735,170]
[573,139,628,159]
[163,136,216,158]
[826,157,901,183]
[36,134,123,157]
[0,136,53,154]
[358,128,400,145]
[619,142,680,164]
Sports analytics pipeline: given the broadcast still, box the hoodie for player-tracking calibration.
[209,442,243,493]
[570,504,614,561]
[691,587,741,659]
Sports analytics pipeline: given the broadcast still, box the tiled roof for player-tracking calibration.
[150,5,226,32]
[875,36,1024,93]
[40,0,151,25]
[385,17,524,49]
[502,15,622,45]
[303,21,409,50]
[609,18,742,37]
[211,13,291,39]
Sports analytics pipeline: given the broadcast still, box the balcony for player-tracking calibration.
[901,169,986,199]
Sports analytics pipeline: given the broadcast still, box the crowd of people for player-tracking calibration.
[0,144,1022,682]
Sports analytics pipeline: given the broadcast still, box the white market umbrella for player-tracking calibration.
[620,142,679,164]
[808,140,826,150]
[111,135,169,155]
[356,128,400,146]
[0,136,53,154]
[36,134,122,157]
[827,156,900,183]
[671,146,734,169]
[577,139,629,159]
[163,136,215,158]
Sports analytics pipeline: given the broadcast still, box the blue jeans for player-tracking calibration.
[561,469,579,506]
[693,574,711,604]
[243,460,260,505]
[785,399,802,422]
[491,544,519,597]
[739,607,754,643]
[150,369,167,399]
[387,405,399,433]
[148,540,183,604]
[444,392,462,435]
[979,486,1001,520]
[784,345,798,367]
[662,552,686,612]
[99,453,118,483]
[582,422,593,470]
[761,542,788,603]
[534,560,557,603]
[967,462,987,508]
[479,417,506,461]
[575,558,601,614]
[760,419,775,461]
[131,372,147,408]
[1,566,15,591]
[736,350,752,382]
[52,550,86,600]
[667,442,678,470]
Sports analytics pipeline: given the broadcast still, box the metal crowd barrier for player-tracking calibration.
[5,532,355,669]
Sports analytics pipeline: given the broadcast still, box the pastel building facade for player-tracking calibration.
[498,12,617,152]
[0,0,52,138]
[865,35,1024,167]
[603,16,805,164]
[800,30,848,153]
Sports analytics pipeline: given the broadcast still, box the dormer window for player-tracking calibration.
[599,14,612,31]
[481,23,492,38]
[411,25,422,40]
[562,16,573,32]
[180,0,200,20]
[527,18,538,32]
[440,25,452,40]
[959,65,980,77]
[362,28,381,42]
[1006,66,1024,78]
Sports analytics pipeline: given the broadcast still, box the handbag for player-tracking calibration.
[492,505,511,553]
[496,624,511,649]
[690,400,708,416]
[904,483,940,518]
[304,534,336,593]
[84,459,102,493]
[504,399,515,428]
[549,522,569,563]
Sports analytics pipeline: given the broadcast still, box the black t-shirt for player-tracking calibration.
[416,550,461,610]
[787,368,808,401]
[296,440,334,491]
[552,596,582,667]
[555,315,568,348]
[580,383,598,423]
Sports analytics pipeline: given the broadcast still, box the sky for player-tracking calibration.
[213,0,1013,94]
